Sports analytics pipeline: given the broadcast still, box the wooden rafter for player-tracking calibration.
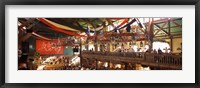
[163,25,182,29]
[75,20,85,30]
[18,18,35,30]
[154,22,168,35]
[136,18,146,34]
[155,34,181,38]
[147,18,152,33]
[168,20,171,36]
[98,18,106,25]
[171,20,182,29]
[106,18,115,27]
[136,26,138,34]
[154,24,169,35]
[143,18,168,24]
[86,19,97,29]
[18,28,26,40]
[138,26,145,34]
[81,18,96,30]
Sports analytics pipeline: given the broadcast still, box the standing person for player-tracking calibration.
[164,47,168,53]
[158,48,162,54]
[153,49,157,54]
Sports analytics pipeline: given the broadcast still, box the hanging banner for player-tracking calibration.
[38,18,80,36]
[36,40,64,54]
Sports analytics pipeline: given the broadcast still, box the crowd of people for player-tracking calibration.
[18,45,180,70]
[18,55,73,70]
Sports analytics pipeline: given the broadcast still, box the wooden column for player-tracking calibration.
[124,63,128,70]
[148,18,154,50]
[95,59,98,70]
[100,44,103,52]
[107,43,110,52]
[170,37,173,52]
[80,38,82,67]
[86,38,89,51]
[168,20,173,51]
[108,61,110,70]
[94,42,98,52]
[94,32,98,52]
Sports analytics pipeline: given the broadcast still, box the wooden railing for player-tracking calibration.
[82,51,145,58]
[82,51,182,69]
[144,53,182,66]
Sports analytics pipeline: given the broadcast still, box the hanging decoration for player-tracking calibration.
[32,32,52,41]
[86,26,90,36]
[38,18,80,36]
[118,18,136,30]
[116,18,129,28]
[41,18,79,32]
[126,24,131,32]
[136,18,144,28]
[114,26,118,33]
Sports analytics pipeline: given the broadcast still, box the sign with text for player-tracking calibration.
[36,40,64,54]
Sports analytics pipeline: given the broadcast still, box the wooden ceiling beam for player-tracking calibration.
[155,24,168,34]
[154,22,169,35]
[75,21,85,30]
[82,18,97,29]
[106,18,115,27]
[155,34,181,38]
[171,20,182,29]
[162,25,182,29]
[144,18,181,25]
[18,18,35,30]
[135,18,146,34]
[137,26,146,34]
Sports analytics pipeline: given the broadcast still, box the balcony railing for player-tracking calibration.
[82,51,145,58]
[82,51,182,68]
[144,53,182,66]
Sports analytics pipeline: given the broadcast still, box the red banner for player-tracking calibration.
[36,40,64,54]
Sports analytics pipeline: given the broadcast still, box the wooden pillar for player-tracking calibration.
[20,33,32,42]
[170,37,173,52]
[124,63,128,70]
[94,43,98,52]
[168,20,173,52]
[107,43,110,52]
[80,38,82,67]
[95,59,98,70]
[86,38,89,51]
[18,29,26,41]
[100,44,103,52]
[94,33,98,52]
[108,61,110,70]
[148,18,154,50]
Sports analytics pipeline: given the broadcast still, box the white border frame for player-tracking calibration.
[5,5,195,83]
